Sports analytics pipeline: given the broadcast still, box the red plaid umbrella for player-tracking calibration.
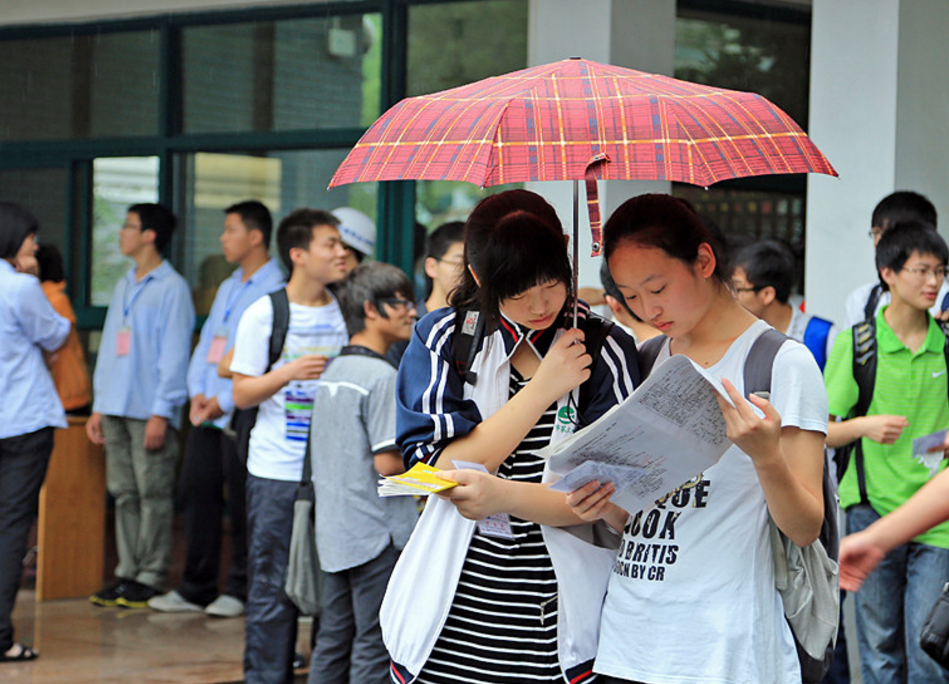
[330,57,836,254]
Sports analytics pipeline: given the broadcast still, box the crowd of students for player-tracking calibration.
[1,187,948,684]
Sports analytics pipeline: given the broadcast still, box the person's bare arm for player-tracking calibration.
[231,355,328,409]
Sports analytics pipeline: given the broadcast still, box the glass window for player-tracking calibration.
[91,156,159,306]
[181,13,382,134]
[174,149,379,313]
[0,30,160,142]
[0,167,69,256]
[406,0,528,96]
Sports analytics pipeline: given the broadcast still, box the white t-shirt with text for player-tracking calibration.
[595,320,828,684]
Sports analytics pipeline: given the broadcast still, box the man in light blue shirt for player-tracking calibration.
[86,203,194,609]
[0,202,70,663]
[149,200,285,619]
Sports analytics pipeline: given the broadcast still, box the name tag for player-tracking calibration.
[116,327,132,357]
[207,329,228,364]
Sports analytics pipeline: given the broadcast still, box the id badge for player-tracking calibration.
[116,327,132,357]
[207,328,229,364]
[477,512,515,539]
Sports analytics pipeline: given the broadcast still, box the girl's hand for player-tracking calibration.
[716,378,782,464]
[531,328,592,402]
[436,469,507,520]
[839,530,887,592]
[565,480,615,522]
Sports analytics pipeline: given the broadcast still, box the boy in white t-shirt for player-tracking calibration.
[230,208,350,684]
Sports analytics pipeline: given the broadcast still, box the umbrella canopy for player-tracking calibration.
[330,57,837,190]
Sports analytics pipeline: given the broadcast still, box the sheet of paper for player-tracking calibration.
[539,354,734,515]
[914,428,948,477]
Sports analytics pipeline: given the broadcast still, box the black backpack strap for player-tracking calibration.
[848,319,877,506]
[637,334,668,379]
[576,314,615,423]
[450,306,485,385]
[268,288,290,371]
[864,283,883,321]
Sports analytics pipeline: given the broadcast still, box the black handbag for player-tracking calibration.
[921,581,949,670]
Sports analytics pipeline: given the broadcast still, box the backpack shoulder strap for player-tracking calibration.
[851,318,877,418]
[267,288,290,371]
[743,327,790,397]
[864,283,883,321]
[637,334,668,379]
[802,316,834,371]
[450,306,484,385]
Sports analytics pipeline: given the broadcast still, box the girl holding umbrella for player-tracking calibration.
[386,189,638,683]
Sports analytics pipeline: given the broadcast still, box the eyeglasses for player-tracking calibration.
[732,284,761,293]
[902,266,947,281]
[868,227,886,239]
[381,298,416,311]
[434,256,464,267]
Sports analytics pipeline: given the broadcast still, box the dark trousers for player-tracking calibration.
[244,474,299,684]
[176,425,247,605]
[0,428,53,651]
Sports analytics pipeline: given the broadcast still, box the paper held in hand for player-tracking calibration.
[378,462,458,497]
[541,354,738,515]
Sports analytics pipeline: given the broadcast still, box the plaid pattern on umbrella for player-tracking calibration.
[330,58,837,190]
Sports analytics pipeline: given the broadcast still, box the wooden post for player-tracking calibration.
[36,416,106,601]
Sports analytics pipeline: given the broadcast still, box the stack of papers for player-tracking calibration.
[378,462,458,497]
[540,354,735,515]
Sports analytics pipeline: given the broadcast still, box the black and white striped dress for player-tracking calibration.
[416,369,578,683]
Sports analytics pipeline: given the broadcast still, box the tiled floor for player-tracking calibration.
[5,591,314,683]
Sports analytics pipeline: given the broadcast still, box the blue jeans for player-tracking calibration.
[244,474,299,684]
[847,504,949,684]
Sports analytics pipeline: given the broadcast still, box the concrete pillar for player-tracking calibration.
[806,0,949,324]
[526,0,676,290]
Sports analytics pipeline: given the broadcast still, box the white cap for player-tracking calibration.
[331,207,375,258]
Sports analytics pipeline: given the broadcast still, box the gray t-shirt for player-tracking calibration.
[310,348,418,573]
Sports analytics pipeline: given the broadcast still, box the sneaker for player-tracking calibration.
[90,579,131,608]
[204,594,245,618]
[148,590,204,613]
[115,580,161,609]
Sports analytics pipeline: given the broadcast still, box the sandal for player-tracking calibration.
[0,643,39,662]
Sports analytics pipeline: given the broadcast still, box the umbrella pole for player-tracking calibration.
[572,179,579,328]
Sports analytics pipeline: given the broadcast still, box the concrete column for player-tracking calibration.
[526,0,676,290]
[806,0,949,324]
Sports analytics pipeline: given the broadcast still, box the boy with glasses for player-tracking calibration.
[843,191,949,327]
[307,262,419,684]
[825,221,949,684]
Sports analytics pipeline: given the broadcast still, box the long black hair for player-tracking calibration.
[449,190,572,329]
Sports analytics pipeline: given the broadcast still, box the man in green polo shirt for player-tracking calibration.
[825,220,949,684]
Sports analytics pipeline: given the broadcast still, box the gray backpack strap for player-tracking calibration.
[743,327,790,397]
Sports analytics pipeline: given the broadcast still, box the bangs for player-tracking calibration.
[474,212,571,316]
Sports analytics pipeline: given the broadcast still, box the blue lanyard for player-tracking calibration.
[223,277,254,323]
[122,274,152,320]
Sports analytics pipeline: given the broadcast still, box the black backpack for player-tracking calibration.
[227,288,290,462]
[639,329,840,684]
[449,305,615,427]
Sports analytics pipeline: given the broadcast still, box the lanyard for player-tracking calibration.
[223,277,254,323]
[122,274,153,320]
